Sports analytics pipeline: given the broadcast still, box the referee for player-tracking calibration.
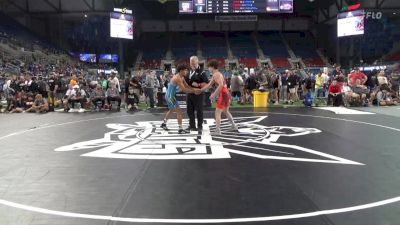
[186,56,209,131]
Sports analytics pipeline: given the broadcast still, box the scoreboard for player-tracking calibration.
[179,0,294,14]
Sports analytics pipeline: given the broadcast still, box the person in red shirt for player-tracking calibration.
[349,68,367,87]
[328,79,344,106]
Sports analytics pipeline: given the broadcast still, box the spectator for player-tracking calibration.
[7,92,27,113]
[365,70,377,90]
[124,75,131,105]
[314,72,325,99]
[109,72,121,93]
[26,94,49,113]
[349,68,367,87]
[280,72,288,103]
[294,70,302,102]
[302,73,313,96]
[230,72,244,104]
[24,73,38,94]
[63,85,86,112]
[37,76,48,98]
[390,72,399,97]
[376,85,398,106]
[328,79,344,106]
[145,70,156,108]
[257,71,268,91]
[47,73,58,111]
[342,82,353,106]
[126,87,138,111]
[244,73,257,103]
[130,75,142,105]
[89,84,105,111]
[377,70,389,87]
[287,71,297,104]
[106,81,121,111]
[101,74,109,92]
[270,73,280,105]
[351,79,369,106]
[154,74,160,105]
[332,65,343,77]
[57,74,68,103]
[69,74,78,86]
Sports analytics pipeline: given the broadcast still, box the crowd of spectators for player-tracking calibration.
[223,65,399,107]
[1,59,399,114]
[0,58,171,113]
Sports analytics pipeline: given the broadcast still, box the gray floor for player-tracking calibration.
[0,108,399,225]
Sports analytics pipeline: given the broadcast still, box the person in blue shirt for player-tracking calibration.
[161,64,200,134]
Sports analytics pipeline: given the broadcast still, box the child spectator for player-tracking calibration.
[26,94,49,113]
[106,81,121,111]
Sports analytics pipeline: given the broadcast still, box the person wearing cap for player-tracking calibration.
[69,73,78,86]
[109,72,121,93]
[106,81,122,111]
[63,84,86,112]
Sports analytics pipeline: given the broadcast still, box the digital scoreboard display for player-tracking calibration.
[179,0,293,14]
[337,10,365,37]
[99,54,119,63]
[79,54,96,63]
[110,11,134,39]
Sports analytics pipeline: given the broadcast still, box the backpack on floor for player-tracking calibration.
[304,92,313,107]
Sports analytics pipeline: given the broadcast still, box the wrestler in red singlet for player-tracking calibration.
[216,79,231,110]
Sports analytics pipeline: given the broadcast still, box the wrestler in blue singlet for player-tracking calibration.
[165,81,179,110]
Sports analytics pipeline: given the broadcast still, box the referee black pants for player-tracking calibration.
[187,93,204,129]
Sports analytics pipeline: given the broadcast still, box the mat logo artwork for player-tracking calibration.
[55,116,362,165]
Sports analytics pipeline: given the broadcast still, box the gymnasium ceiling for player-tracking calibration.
[0,0,398,21]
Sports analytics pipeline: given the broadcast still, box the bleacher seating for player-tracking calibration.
[172,33,197,59]
[140,33,168,69]
[283,32,325,67]
[0,12,63,54]
[239,58,258,68]
[386,52,400,62]
[271,58,291,68]
[208,58,226,68]
[141,59,161,70]
[65,16,116,53]
[201,32,227,59]
[361,18,396,63]
[174,58,190,66]
[229,32,258,59]
[258,31,289,58]
[303,58,325,67]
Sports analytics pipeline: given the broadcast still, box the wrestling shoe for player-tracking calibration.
[178,129,189,134]
[211,128,221,135]
[160,123,169,131]
[229,124,239,132]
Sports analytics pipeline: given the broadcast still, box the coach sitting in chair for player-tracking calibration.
[106,81,122,111]
[63,85,87,112]
[351,79,369,106]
